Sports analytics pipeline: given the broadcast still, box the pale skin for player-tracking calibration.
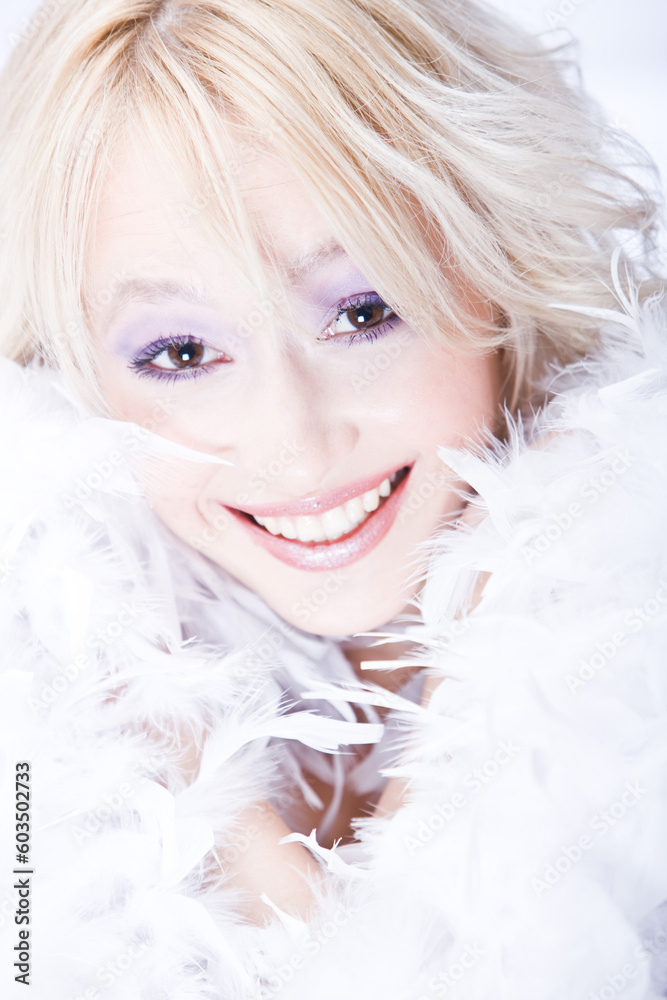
[89,122,503,925]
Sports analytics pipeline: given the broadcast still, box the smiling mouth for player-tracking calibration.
[222,464,413,571]
[235,465,411,544]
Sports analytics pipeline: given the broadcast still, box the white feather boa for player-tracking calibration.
[0,285,666,1000]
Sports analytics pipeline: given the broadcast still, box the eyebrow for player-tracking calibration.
[96,239,350,327]
[283,238,348,280]
[93,277,210,328]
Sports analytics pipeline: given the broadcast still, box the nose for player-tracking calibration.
[234,343,359,498]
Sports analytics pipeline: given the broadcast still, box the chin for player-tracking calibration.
[268,588,416,638]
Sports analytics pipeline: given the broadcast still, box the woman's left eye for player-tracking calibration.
[320,293,399,344]
[128,336,232,382]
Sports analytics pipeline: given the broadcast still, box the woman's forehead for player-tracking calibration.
[88,129,369,336]
[95,126,325,246]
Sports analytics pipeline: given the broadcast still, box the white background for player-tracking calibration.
[1,0,665,215]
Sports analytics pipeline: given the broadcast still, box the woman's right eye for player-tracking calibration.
[128,336,233,382]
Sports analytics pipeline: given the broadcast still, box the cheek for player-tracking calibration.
[95,366,241,549]
[358,337,502,448]
[133,455,222,550]
[96,361,172,428]
[97,362,234,480]
[422,350,502,440]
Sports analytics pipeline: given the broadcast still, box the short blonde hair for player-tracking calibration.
[0,0,662,413]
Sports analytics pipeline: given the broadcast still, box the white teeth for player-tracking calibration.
[296,516,325,543]
[362,488,380,513]
[310,520,328,543]
[250,471,403,541]
[322,506,352,541]
[278,516,297,539]
[344,496,365,522]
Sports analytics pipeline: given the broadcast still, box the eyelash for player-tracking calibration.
[320,292,399,346]
[127,292,399,382]
[127,336,226,384]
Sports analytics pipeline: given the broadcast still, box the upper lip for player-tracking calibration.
[224,462,413,518]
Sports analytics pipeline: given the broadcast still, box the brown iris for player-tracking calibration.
[346,304,387,329]
[165,340,205,369]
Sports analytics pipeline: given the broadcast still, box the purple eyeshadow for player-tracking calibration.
[109,304,234,358]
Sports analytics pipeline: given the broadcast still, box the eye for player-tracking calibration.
[155,339,207,370]
[319,293,399,344]
[128,336,232,381]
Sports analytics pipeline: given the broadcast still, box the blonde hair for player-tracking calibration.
[0,0,662,414]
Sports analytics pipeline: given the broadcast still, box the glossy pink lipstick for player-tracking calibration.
[222,463,413,570]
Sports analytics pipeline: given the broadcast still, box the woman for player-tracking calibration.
[0,0,665,997]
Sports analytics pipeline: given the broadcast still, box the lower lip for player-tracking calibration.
[222,467,413,571]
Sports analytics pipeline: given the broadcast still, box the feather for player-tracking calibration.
[1,284,667,998]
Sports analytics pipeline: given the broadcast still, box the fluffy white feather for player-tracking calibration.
[0,286,666,999]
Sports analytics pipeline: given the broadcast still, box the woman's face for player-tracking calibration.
[90,131,502,636]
